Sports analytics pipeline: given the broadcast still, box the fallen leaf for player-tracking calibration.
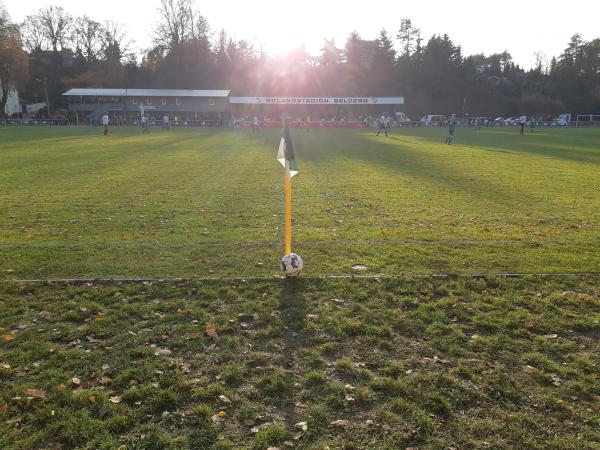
[88,395,97,403]
[109,396,122,404]
[217,411,227,418]
[330,419,348,427]
[543,334,558,339]
[154,348,172,356]
[2,335,14,341]
[218,395,231,404]
[294,421,307,431]
[549,374,562,386]
[68,377,81,387]
[205,323,218,339]
[24,388,46,400]
[0,404,8,413]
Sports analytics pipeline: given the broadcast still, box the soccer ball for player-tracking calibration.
[281,253,303,277]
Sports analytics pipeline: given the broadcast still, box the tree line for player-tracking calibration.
[1,0,599,118]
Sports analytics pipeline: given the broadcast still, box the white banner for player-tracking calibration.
[229,97,404,105]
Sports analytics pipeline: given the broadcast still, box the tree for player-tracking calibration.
[375,29,396,64]
[344,31,362,65]
[370,29,397,94]
[153,0,208,53]
[0,4,29,117]
[73,16,103,62]
[560,33,583,66]
[99,21,132,86]
[101,21,131,63]
[397,18,420,57]
[21,14,47,62]
[37,6,73,53]
[214,30,230,65]
[416,34,464,113]
[319,39,342,67]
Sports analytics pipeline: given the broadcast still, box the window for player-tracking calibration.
[161,97,167,105]
[132,97,137,105]
[209,97,215,106]
[147,97,152,105]
[175,97,181,106]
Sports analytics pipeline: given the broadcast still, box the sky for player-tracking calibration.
[5,0,600,69]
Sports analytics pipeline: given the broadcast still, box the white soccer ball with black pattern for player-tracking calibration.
[281,253,303,277]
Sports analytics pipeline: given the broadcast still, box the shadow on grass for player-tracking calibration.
[464,145,514,154]
[278,278,307,430]
[273,129,539,208]
[388,136,417,144]
[339,133,538,207]
[423,128,600,166]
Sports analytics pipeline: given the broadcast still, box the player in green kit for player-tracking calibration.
[446,113,457,144]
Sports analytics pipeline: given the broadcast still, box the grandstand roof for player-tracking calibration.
[63,88,230,97]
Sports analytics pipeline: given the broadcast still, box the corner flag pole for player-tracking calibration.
[284,166,292,254]
[277,117,298,256]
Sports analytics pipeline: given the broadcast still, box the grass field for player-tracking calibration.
[0,126,599,278]
[1,277,599,449]
[0,126,599,449]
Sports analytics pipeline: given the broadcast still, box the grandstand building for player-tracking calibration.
[63,88,406,126]
[63,88,231,122]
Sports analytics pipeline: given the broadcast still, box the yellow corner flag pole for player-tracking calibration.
[284,166,292,255]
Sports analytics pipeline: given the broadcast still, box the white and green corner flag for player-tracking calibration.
[277,118,298,178]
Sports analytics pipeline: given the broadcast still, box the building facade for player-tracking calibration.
[63,88,231,123]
